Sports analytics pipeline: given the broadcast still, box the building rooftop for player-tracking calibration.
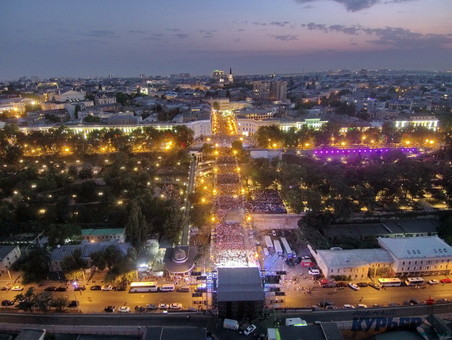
[0,245,17,260]
[217,267,264,302]
[324,219,438,239]
[316,248,393,268]
[378,236,451,259]
[81,228,125,236]
[144,327,205,340]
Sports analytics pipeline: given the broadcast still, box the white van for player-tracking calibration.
[159,284,175,292]
[223,318,239,330]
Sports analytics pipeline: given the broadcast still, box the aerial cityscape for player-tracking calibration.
[0,1,452,340]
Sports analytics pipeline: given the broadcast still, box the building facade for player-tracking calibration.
[378,236,451,276]
[0,245,21,271]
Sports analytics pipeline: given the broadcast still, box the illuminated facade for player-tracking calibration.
[20,120,212,139]
[395,116,439,131]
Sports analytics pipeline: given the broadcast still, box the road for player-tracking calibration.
[1,289,197,314]
[180,155,197,245]
[278,282,452,309]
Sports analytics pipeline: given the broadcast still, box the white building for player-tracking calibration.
[0,245,21,271]
[394,116,439,131]
[81,228,126,243]
[378,236,451,276]
[308,245,393,280]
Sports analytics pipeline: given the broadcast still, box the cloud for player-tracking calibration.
[302,23,328,32]
[128,30,147,34]
[174,33,189,39]
[272,35,298,41]
[84,30,118,38]
[200,29,217,38]
[301,22,452,49]
[166,28,181,32]
[237,28,245,32]
[295,0,416,12]
[145,33,163,41]
[253,21,291,27]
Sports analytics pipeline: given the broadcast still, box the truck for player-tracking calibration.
[223,318,239,330]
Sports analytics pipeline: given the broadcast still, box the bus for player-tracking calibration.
[159,284,175,292]
[404,277,424,286]
[264,235,274,250]
[378,278,402,287]
[273,240,283,256]
[280,237,296,258]
[129,282,158,293]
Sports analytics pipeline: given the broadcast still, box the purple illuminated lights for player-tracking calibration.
[313,148,418,155]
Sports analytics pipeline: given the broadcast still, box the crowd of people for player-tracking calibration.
[214,196,242,211]
[156,183,182,201]
[216,184,240,196]
[211,148,251,267]
[245,189,287,214]
[216,173,240,184]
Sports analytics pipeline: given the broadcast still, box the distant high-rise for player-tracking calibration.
[228,67,234,84]
[212,70,225,83]
[252,80,287,101]
[270,80,287,101]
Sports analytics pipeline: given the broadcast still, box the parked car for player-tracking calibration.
[11,286,23,291]
[294,257,302,265]
[308,268,320,275]
[348,283,360,291]
[437,299,449,304]
[285,259,294,268]
[357,282,368,287]
[243,324,257,336]
[55,286,67,292]
[114,285,126,291]
[368,283,381,290]
[1,300,14,306]
[68,300,79,308]
[318,301,334,308]
[158,303,169,309]
[335,282,348,288]
[118,306,131,313]
[169,303,183,310]
[104,306,115,312]
[0,287,9,291]
[343,304,355,309]
[440,278,452,284]
[74,285,86,291]
[135,306,146,312]
[357,304,368,308]
[271,230,277,237]
[44,286,57,291]
[101,285,113,291]
[146,304,157,310]
[410,299,420,305]
[90,285,102,291]
[388,303,400,307]
[427,280,439,285]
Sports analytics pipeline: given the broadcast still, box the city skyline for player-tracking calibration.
[1,0,451,79]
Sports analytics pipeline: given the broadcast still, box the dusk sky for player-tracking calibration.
[1,0,451,79]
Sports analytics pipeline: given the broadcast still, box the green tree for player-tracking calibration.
[19,249,50,283]
[60,248,87,272]
[125,201,148,248]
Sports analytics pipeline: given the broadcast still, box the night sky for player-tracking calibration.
[1,0,451,79]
